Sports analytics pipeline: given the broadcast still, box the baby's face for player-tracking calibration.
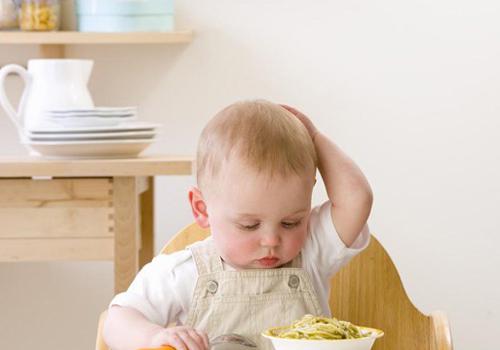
[204,159,315,269]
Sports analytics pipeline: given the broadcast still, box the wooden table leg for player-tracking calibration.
[39,44,65,58]
[113,177,139,294]
[139,176,154,268]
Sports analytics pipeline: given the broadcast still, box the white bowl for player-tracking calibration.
[262,326,384,350]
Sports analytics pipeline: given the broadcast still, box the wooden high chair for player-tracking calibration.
[96,223,453,350]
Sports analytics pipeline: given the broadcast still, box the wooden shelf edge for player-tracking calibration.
[0,30,194,44]
[0,155,194,177]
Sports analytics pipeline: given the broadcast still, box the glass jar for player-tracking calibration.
[19,0,60,31]
[0,0,18,30]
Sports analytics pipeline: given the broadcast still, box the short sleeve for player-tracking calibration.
[301,201,370,316]
[109,249,196,327]
[303,201,370,278]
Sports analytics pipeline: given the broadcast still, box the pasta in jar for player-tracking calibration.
[19,0,60,31]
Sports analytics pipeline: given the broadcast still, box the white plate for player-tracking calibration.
[47,113,136,118]
[27,130,157,141]
[24,139,154,159]
[45,116,137,127]
[28,122,162,134]
[48,107,137,115]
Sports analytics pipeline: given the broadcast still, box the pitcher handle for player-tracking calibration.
[0,64,32,133]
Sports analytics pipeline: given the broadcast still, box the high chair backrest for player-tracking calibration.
[96,223,453,350]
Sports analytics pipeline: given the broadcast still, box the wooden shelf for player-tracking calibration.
[0,155,194,177]
[0,30,193,45]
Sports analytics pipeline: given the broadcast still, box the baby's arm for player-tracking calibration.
[104,305,209,350]
[282,105,373,247]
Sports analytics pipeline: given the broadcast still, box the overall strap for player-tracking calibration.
[189,239,224,275]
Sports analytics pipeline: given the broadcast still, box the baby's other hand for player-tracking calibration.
[280,104,318,140]
[150,325,209,350]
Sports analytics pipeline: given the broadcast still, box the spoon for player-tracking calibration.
[138,333,257,350]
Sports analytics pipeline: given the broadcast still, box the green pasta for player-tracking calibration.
[271,314,368,340]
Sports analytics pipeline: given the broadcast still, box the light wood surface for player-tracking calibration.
[329,236,453,350]
[0,207,112,238]
[431,311,454,350]
[39,43,65,58]
[1,237,114,261]
[161,223,210,255]
[0,31,194,44]
[0,178,114,260]
[1,31,193,58]
[139,177,155,267]
[0,178,113,208]
[0,156,193,294]
[113,177,140,294]
[0,155,193,177]
[96,223,453,350]
[96,310,109,350]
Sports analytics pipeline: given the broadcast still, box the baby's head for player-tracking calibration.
[189,99,317,269]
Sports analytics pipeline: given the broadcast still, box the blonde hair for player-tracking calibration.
[196,100,317,191]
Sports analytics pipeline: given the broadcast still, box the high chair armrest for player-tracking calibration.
[95,309,175,350]
[430,310,453,350]
[96,310,109,350]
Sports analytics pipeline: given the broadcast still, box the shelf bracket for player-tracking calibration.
[39,44,65,58]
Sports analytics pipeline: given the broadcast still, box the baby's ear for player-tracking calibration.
[188,187,210,228]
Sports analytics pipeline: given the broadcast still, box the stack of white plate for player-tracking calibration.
[43,106,138,127]
[23,107,161,158]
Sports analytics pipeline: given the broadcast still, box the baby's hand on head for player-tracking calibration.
[150,325,209,350]
[280,104,318,140]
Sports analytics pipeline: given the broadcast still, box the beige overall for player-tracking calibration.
[185,239,322,350]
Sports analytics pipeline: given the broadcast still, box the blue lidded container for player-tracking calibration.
[75,0,174,32]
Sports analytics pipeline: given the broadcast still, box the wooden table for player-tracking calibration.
[0,156,192,293]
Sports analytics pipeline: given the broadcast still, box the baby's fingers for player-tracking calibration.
[279,104,317,137]
[188,329,209,350]
[197,330,210,349]
[280,104,298,113]
[163,333,188,350]
[177,331,206,350]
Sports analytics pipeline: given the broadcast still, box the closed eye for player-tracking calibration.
[239,223,260,231]
[281,220,301,229]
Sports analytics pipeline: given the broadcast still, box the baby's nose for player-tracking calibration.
[260,231,280,247]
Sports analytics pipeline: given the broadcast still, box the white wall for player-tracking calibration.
[1,1,499,349]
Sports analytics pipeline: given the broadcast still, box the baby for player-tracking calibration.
[104,100,373,350]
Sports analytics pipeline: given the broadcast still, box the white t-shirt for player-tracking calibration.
[110,201,370,327]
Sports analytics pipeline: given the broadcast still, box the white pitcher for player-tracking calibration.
[0,59,94,131]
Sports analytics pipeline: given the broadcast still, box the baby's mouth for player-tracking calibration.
[257,256,280,267]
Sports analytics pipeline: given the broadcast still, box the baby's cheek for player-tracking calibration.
[218,234,255,262]
[284,231,308,255]
[229,236,255,255]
